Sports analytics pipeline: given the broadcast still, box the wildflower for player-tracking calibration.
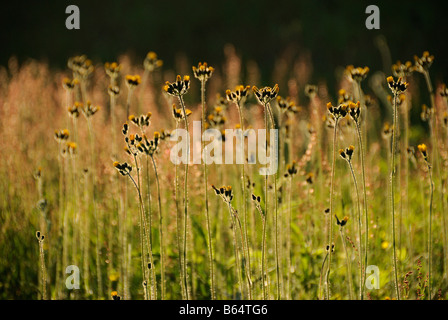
[68,102,82,118]
[326,102,348,120]
[338,89,352,104]
[391,60,413,78]
[339,145,355,162]
[305,172,314,184]
[125,75,141,88]
[284,161,298,178]
[381,241,389,249]
[382,122,393,140]
[226,85,251,104]
[413,51,434,73]
[129,113,152,129]
[66,142,77,156]
[335,215,349,227]
[104,62,121,80]
[172,104,192,122]
[62,77,78,91]
[252,84,279,105]
[137,132,160,156]
[108,85,120,97]
[348,101,361,123]
[111,291,121,301]
[68,55,94,79]
[113,161,132,176]
[164,75,190,97]
[440,84,448,98]
[277,96,298,114]
[192,62,214,82]
[304,84,318,98]
[144,51,163,72]
[122,122,129,136]
[418,143,429,162]
[420,104,433,122]
[387,94,406,107]
[36,231,45,242]
[207,106,226,128]
[55,129,70,142]
[387,76,408,95]
[346,65,369,82]
[212,185,234,203]
[81,101,100,118]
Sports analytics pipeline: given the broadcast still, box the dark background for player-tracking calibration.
[0,0,447,83]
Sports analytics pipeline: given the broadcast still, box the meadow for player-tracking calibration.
[0,48,447,300]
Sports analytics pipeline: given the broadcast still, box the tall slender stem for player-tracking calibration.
[326,118,339,299]
[200,80,215,299]
[390,94,401,300]
[177,95,190,300]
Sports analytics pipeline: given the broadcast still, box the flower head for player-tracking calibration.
[327,102,348,120]
[192,62,214,82]
[348,101,361,123]
[104,62,121,79]
[387,76,408,95]
[164,75,190,96]
[392,60,413,78]
[126,75,141,88]
[68,102,82,119]
[226,85,251,105]
[252,84,279,105]
[172,104,192,122]
[113,161,132,176]
[418,143,428,162]
[346,65,369,82]
[129,113,152,129]
[144,51,163,72]
[414,51,434,73]
[82,101,100,118]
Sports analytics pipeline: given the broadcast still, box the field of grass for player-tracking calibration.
[0,49,447,300]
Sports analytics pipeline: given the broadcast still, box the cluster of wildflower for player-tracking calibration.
[348,101,361,123]
[206,106,226,128]
[337,89,352,104]
[277,96,300,114]
[387,94,406,108]
[55,129,70,142]
[392,60,413,78]
[346,65,369,82]
[413,51,434,73]
[192,62,214,82]
[226,85,251,105]
[137,132,161,157]
[36,231,45,242]
[339,145,355,162]
[113,161,132,176]
[382,122,393,140]
[126,75,141,88]
[144,51,163,72]
[418,144,429,163]
[172,104,192,122]
[108,85,120,97]
[164,75,190,96]
[387,76,408,95]
[68,102,82,118]
[304,84,318,98]
[327,102,348,120]
[335,215,349,227]
[81,101,100,118]
[104,62,121,80]
[420,104,433,122]
[68,55,94,80]
[62,77,78,91]
[252,84,279,105]
[212,185,234,203]
[284,161,298,178]
[129,113,152,129]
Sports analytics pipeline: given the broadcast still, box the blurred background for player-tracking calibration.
[0,0,446,84]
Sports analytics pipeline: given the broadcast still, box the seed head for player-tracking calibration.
[252,84,279,105]
[192,62,214,82]
[387,76,408,95]
[164,75,190,96]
